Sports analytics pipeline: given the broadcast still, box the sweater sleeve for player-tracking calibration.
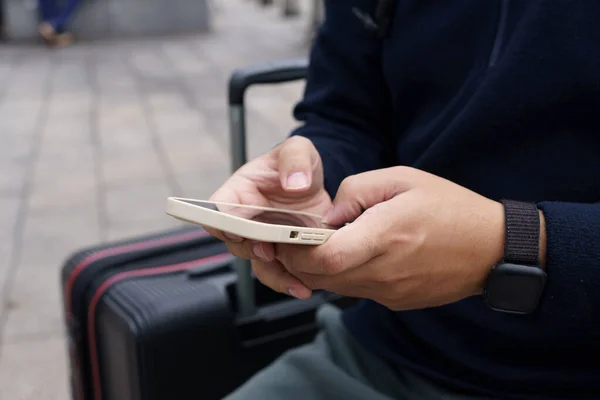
[536,201,600,328]
[290,0,394,198]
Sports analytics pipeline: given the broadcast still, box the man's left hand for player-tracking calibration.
[273,166,506,310]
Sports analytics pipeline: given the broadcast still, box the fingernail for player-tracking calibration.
[288,288,300,299]
[224,232,243,242]
[253,243,268,261]
[286,172,309,189]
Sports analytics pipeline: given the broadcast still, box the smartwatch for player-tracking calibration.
[483,200,547,314]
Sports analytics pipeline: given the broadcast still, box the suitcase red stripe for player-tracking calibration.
[87,252,234,400]
[64,229,209,314]
[63,228,213,400]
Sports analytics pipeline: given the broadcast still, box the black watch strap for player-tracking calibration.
[501,199,540,266]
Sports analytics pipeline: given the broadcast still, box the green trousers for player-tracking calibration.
[223,304,493,400]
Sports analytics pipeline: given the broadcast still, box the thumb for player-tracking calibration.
[276,136,322,193]
[322,168,413,226]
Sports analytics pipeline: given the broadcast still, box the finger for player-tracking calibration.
[297,262,377,294]
[252,260,312,299]
[225,240,256,260]
[321,203,387,266]
[277,205,386,275]
[276,136,320,192]
[223,232,244,242]
[203,226,227,241]
[214,201,264,220]
[252,242,276,262]
[208,178,266,220]
[322,168,414,226]
[202,226,243,243]
[296,271,365,298]
[224,240,276,263]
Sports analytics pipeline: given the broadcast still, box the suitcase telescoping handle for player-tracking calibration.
[227,58,309,317]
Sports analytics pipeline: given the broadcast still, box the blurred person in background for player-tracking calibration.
[0,1,5,40]
[37,0,81,47]
[211,1,600,399]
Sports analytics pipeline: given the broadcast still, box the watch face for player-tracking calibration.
[484,263,547,314]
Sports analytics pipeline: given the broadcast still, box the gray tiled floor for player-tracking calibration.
[0,0,312,396]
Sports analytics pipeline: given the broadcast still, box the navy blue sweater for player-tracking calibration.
[291,1,600,399]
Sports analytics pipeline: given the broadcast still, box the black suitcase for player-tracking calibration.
[61,59,355,400]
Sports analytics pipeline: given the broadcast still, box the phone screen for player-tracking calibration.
[179,200,331,228]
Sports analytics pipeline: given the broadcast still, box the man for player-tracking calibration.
[209,1,600,399]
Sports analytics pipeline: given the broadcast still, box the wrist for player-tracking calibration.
[473,200,505,295]
[475,202,547,293]
[482,200,548,314]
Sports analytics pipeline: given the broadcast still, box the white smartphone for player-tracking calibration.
[165,197,337,245]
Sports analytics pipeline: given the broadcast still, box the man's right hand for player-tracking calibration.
[206,136,331,299]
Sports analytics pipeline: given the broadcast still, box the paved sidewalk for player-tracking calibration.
[0,1,312,397]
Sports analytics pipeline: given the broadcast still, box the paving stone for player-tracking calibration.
[0,335,69,400]
[97,110,147,136]
[97,98,147,137]
[52,60,90,94]
[0,132,33,197]
[46,91,93,120]
[104,178,173,225]
[152,111,206,138]
[4,207,100,338]
[2,60,52,100]
[0,59,14,83]
[40,99,92,156]
[161,42,212,76]
[0,132,33,168]
[245,114,292,161]
[36,135,94,162]
[175,168,231,200]
[0,239,12,306]
[106,215,187,242]
[0,98,44,135]
[129,48,173,79]
[0,195,19,303]
[3,262,65,340]
[181,71,227,104]
[28,175,96,213]
[0,166,27,197]
[101,149,166,185]
[0,195,22,242]
[147,91,195,114]
[164,138,228,175]
[32,149,95,193]
[152,110,228,175]
[54,45,95,62]
[18,207,101,271]
[97,81,137,103]
[93,42,136,63]
[40,120,93,151]
[246,84,303,127]
[97,106,155,155]
[96,61,136,89]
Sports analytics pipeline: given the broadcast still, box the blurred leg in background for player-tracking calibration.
[282,0,299,17]
[38,0,81,47]
[0,0,5,40]
[305,0,323,44]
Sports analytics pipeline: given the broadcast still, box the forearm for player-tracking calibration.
[536,201,600,324]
